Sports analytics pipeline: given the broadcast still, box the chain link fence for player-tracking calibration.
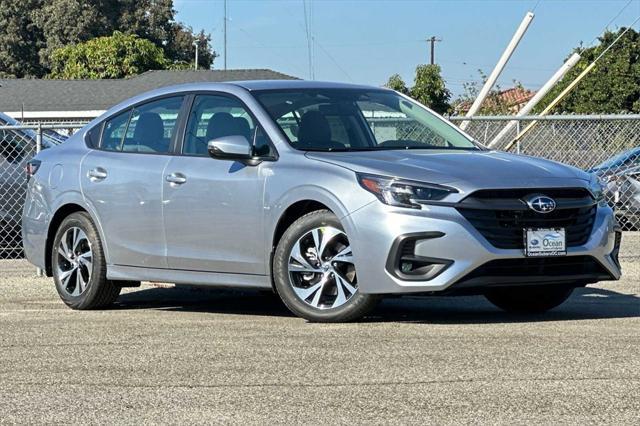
[0,123,84,258]
[1,116,638,276]
[450,115,640,276]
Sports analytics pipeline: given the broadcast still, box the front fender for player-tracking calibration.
[263,184,376,279]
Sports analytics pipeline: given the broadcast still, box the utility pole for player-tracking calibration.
[193,39,199,70]
[427,36,442,65]
[224,0,228,70]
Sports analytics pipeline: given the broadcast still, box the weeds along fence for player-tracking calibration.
[1,116,638,275]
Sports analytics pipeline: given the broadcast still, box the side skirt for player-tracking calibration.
[107,265,272,289]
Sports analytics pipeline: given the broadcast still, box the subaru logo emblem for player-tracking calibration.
[526,195,556,214]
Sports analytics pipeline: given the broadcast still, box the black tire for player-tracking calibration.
[273,210,380,322]
[484,284,574,314]
[51,211,120,309]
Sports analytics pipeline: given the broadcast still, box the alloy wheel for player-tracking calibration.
[287,226,357,309]
[56,227,93,297]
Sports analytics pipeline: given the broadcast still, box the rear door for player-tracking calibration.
[80,95,185,268]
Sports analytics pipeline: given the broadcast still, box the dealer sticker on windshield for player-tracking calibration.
[524,228,566,257]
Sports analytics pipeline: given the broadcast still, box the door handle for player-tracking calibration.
[87,168,107,181]
[166,173,187,185]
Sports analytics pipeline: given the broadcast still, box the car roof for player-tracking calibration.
[86,80,395,128]
[227,79,391,92]
[0,111,19,126]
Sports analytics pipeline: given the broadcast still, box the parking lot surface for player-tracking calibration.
[1,259,638,425]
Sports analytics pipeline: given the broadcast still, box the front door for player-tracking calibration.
[162,94,268,274]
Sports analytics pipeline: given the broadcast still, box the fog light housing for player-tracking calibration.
[611,229,622,269]
[386,232,453,281]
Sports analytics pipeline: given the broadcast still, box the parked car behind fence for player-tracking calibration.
[587,147,640,230]
[0,113,71,258]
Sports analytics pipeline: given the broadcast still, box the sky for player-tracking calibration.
[174,0,640,97]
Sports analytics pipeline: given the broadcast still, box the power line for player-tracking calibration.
[223,0,228,70]
[592,14,640,61]
[230,40,424,49]
[302,0,314,79]
[313,39,354,82]
[531,0,542,12]
[588,0,634,47]
[227,21,308,76]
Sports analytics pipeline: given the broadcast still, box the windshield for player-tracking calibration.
[254,89,479,152]
[593,147,640,170]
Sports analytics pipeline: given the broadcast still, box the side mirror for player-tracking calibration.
[207,135,252,160]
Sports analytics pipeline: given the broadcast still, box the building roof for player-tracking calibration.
[0,69,298,113]
[454,86,536,114]
[497,87,536,106]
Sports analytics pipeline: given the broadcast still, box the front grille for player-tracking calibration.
[454,256,612,287]
[456,188,597,249]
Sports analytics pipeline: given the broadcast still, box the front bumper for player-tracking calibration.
[345,201,621,294]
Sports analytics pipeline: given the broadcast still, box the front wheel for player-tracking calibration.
[273,210,379,322]
[484,285,575,314]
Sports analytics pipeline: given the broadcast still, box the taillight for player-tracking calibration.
[25,160,41,180]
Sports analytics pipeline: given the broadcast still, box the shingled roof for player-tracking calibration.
[0,69,298,113]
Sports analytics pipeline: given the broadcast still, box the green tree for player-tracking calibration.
[166,25,218,70]
[31,0,107,67]
[49,32,168,79]
[0,0,216,78]
[116,0,175,48]
[536,28,640,113]
[384,65,451,114]
[0,0,45,77]
[385,73,409,95]
[410,64,451,114]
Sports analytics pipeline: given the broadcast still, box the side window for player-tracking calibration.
[122,96,184,154]
[85,123,103,148]
[101,110,131,151]
[183,94,273,157]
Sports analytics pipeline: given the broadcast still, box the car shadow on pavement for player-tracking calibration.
[113,285,640,324]
[368,286,640,324]
[114,285,296,318]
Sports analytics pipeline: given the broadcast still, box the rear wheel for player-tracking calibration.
[52,212,120,309]
[484,285,574,314]
[273,210,379,322]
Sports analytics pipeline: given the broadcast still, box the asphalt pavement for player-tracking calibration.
[1,259,638,425]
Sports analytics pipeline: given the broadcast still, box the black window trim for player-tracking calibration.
[84,93,189,156]
[176,90,279,161]
[85,121,104,149]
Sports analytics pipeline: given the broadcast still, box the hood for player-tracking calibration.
[306,149,591,193]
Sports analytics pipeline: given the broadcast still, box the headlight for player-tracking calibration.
[357,173,456,209]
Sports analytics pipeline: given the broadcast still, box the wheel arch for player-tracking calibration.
[45,203,104,276]
[269,199,337,294]
[272,200,334,250]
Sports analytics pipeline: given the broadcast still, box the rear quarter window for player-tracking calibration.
[85,123,103,148]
